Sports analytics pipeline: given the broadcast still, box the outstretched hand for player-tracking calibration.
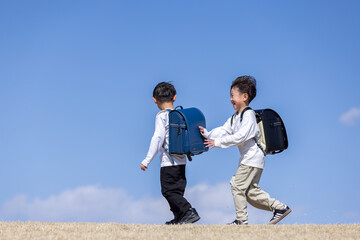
[199,126,205,135]
[204,139,215,149]
[199,126,209,138]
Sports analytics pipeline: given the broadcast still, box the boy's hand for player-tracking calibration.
[204,139,215,149]
[140,164,147,171]
[199,126,208,138]
[199,126,205,134]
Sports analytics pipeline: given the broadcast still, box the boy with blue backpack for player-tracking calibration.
[141,82,200,225]
[199,76,291,225]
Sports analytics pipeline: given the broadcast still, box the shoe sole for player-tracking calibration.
[227,223,248,225]
[269,208,292,225]
[165,222,177,225]
[191,216,200,224]
[180,216,200,224]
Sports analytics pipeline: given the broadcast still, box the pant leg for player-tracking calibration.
[161,165,191,221]
[230,164,257,221]
[246,167,284,211]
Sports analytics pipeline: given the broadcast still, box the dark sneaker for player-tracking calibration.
[165,219,178,225]
[178,208,200,224]
[269,205,291,224]
[227,219,248,225]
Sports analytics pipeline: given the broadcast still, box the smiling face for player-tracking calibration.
[230,87,249,112]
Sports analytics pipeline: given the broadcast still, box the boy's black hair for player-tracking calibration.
[153,82,177,102]
[231,75,257,103]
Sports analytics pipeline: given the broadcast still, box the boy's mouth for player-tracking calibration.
[232,103,240,110]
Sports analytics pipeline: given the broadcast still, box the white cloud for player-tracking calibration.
[0,185,169,224]
[0,183,272,224]
[340,107,360,126]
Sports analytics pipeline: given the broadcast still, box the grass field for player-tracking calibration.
[0,222,359,240]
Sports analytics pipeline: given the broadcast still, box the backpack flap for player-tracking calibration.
[255,109,288,154]
[176,108,209,155]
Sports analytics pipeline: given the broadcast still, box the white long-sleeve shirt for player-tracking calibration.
[141,110,187,168]
[203,109,265,169]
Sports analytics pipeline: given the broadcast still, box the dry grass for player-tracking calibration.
[0,222,359,240]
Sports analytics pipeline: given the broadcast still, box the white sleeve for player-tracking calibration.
[214,112,258,148]
[141,114,166,167]
[206,117,233,139]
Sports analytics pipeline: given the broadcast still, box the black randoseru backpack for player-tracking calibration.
[231,107,288,155]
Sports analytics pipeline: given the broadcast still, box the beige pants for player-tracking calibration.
[230,164,284,221]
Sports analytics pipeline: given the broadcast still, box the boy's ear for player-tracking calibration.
[243,93,249,102]
[152,97,158,104]
[173,95,177,102]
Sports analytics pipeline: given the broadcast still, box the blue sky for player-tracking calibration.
[1,0,359,224]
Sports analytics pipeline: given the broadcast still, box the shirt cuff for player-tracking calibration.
[141,160,149,167]
[201,128,209,138]
[214,139,221,148]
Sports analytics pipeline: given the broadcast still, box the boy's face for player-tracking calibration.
[230,87,248,112]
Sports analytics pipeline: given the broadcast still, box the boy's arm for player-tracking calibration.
[202,117,233,139]
[213,112,257,148]
[141,114,166,168]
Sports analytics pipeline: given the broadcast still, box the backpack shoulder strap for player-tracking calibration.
[231,107,252,126]
[230,113,236,126]
[164,109,174,164]
[240,107,252,122]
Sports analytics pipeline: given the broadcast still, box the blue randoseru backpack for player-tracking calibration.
[167,106,208,161]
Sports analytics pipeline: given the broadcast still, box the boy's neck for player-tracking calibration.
[158,101,175,110]
[237,105,249,114]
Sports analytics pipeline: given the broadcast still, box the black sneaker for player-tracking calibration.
[178,208,200,224]
[269,205,291,224]
[165,219,178,225]
[227,219,248,225]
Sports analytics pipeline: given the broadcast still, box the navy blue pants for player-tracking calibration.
[160,165,192,221]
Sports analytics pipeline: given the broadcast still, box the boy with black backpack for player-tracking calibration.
[141,82,200,225]
[199,76,291,225]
